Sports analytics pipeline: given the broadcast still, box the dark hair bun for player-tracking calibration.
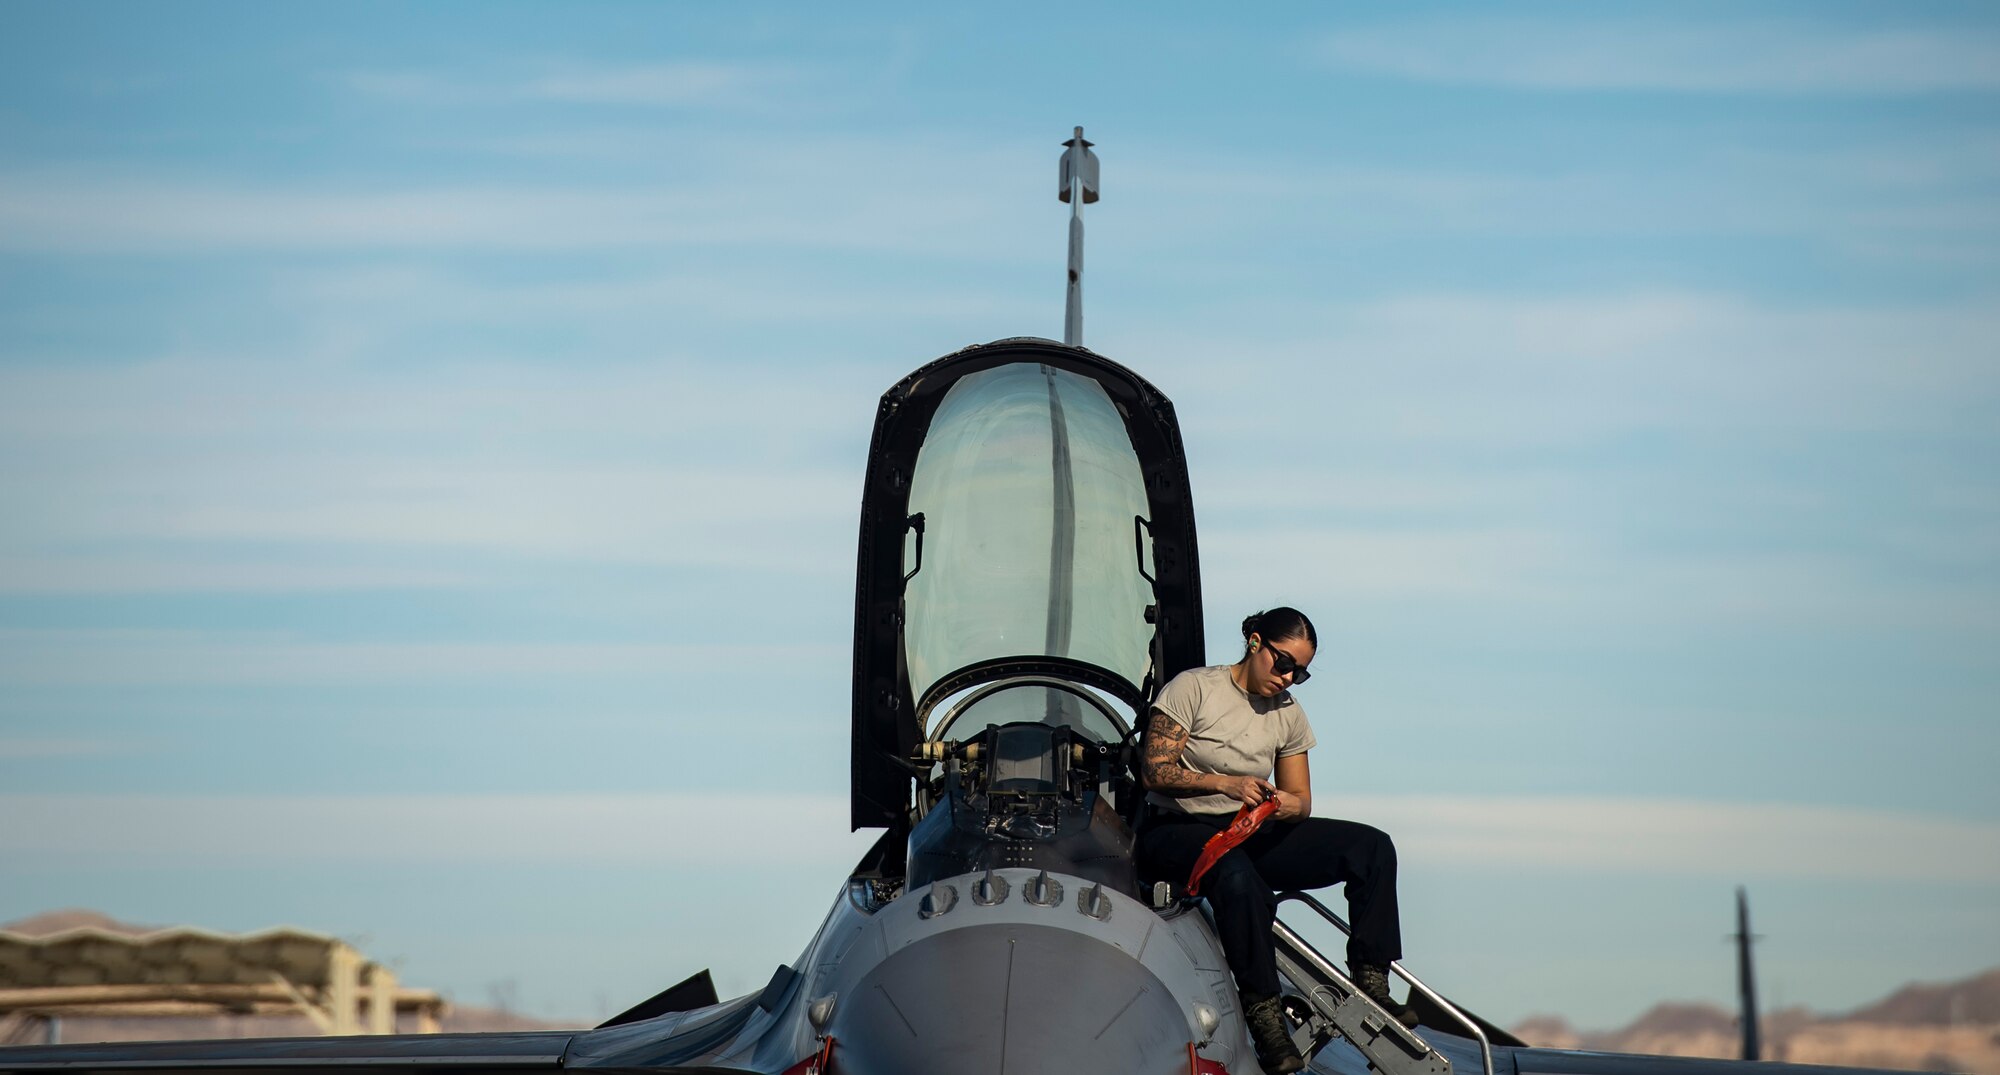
[1241,606,1318,647]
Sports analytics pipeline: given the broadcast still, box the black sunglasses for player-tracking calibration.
[1262,640,1311,684]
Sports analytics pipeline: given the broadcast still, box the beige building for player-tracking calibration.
[0,910,446,1047]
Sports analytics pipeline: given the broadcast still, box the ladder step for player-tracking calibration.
[1272,920,1451,1075]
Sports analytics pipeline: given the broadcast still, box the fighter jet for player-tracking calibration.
[0,131,1919,1075]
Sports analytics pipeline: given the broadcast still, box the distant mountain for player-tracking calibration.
[1,908,158,936]
[1841,969,2000,1027]
[1512,967,2000,1074]
[434,1005,589,1033]
[1618,1002,1739,1039]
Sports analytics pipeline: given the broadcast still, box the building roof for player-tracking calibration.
[0,910,445,1037]
[1,917,351,990]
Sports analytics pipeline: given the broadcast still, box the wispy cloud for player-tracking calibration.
[345,60,809,111]
[1147,292,2000,442]
[522,62,800,107]
[0,631,844,686]
[0,154,1033,257]
[1150,290,2000,636]
[0,558,471,595]
[1350,795,2000,883]
[1203,525,1564,603]
[2,792,1988,883]
[0,792,874,866]
[1110,139,2000,273]
[1317,19,2000,95]
[10,124,1993,260]
[3,291,1992,630]
[0,354,876,589]
[276,262,1043,328]
[0,739,132,760]
[1198,525,2000,642]
[0,179,853,254]
[149,462,862,569]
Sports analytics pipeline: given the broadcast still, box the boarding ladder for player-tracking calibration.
[1271,891,1495,1075]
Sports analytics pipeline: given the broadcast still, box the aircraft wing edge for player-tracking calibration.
[0,1031,576,1074]
[0,1061,753,1075]
[1511,1046,1928,1075]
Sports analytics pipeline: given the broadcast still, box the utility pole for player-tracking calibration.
[1732,886,1762,1061]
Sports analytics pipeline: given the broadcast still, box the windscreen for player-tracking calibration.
[903,362,1153,708]
[932,684,1127,745]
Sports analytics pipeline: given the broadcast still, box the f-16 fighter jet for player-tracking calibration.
[0,129,1917,1075]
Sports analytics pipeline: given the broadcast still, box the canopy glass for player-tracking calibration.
[931,682,1128,746]
[902,362,1154,718]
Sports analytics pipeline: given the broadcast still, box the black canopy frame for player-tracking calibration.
[850,338,1205,832]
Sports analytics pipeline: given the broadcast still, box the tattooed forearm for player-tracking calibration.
[1140,711,1207,794]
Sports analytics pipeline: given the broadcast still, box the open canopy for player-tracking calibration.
[851,339,1205,830]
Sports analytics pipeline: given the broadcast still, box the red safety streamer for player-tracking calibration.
[780,1036,836,1075]
[1187,1040,1233,1074]
[1185,797,1278,897]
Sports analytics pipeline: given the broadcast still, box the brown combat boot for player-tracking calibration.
[1351,963,1420,1028]
[1242,992,1305,1074]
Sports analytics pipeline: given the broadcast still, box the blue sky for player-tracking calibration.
[1,0,1996,1030]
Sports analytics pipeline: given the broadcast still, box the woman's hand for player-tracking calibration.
[1218,774,1277,808]
[1271,788,1307,821]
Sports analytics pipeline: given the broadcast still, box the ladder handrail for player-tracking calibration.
[1274,890,1495,1075]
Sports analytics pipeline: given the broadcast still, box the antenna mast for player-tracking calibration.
[1059,127,1100,346]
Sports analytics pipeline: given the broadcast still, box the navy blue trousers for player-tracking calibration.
[1136,810,1404,1000]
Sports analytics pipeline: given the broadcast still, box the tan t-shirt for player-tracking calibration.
[1145,664,1317,816]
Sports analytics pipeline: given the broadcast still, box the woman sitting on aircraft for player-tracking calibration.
[1137,607,1412,1075]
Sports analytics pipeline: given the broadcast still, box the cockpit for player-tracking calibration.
[848,339,1208,891]
[920,680,1130,840]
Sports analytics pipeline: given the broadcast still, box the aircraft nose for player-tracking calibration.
[825,921,1199,1075]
